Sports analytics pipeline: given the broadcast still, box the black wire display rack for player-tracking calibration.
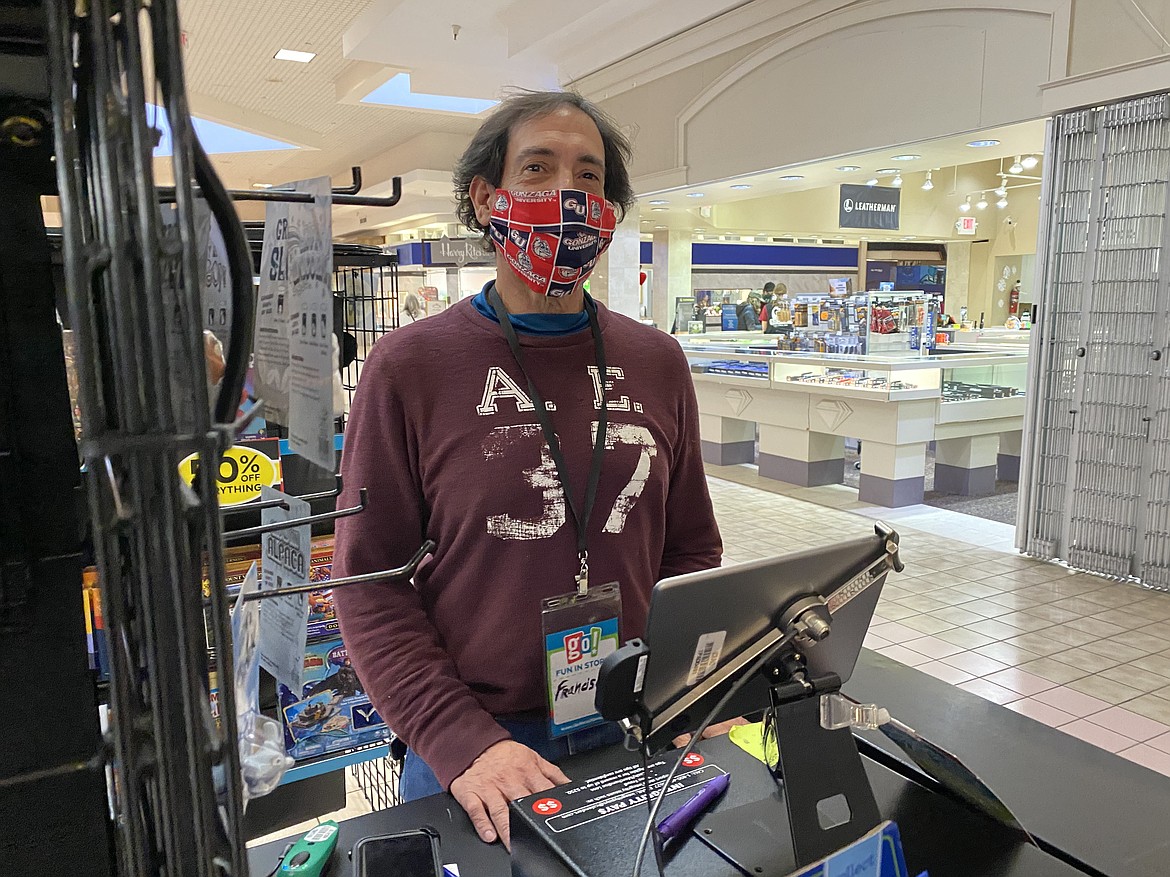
[2,2,413,873]
[350,737,406,812]
[333,245,400,424]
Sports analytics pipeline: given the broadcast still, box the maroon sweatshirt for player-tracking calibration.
[332,296,722,789]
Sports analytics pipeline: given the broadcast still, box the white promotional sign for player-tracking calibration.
[257,485,311,694]
[286,177,335,472]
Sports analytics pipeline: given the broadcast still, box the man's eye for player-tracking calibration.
[525,163,544,173]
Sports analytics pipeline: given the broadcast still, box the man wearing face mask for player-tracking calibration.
[333,91,723,850]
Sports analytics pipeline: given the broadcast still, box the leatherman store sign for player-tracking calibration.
[839,184,901,230]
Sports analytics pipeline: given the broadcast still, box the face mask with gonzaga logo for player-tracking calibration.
[488,188,618,297]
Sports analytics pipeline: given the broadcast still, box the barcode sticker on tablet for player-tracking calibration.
[686,631,727,686]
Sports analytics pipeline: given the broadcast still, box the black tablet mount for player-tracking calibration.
[597,525,903,873]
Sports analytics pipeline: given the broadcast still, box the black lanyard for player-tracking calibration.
[487,286,607,595]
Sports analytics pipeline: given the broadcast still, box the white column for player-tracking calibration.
[858,441,927,507]
[758,424,845,486]
[699,413,757,465]
[590,208,640,317]
[945,241,972,318]
[935,435,999,496]
[444,268,460,305]
[652,229,692,332]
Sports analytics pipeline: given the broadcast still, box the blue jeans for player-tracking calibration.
[399,718,624,801]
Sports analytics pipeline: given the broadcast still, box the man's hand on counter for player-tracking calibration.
[671,716,751,749]
[450,740,571,851]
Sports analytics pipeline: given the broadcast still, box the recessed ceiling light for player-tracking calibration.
[836,165,861,172]
[891,154,920,161]
[274,48,316,63]
[967,139,1000,148]
[648,199,668,205]
[686,192,705,198]
[651,207,668,212]
[694,227,704,231]
[778,175,804,181]
[875,168,899,175]
[730,184,752,190]
[252,182,273,189]
[654,225,667,229]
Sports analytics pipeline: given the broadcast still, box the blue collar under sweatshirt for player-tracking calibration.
[471,281,591,336]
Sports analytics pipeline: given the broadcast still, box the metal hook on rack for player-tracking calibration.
[219,474,344,516]
[241,539,435,603]
[156,170,402,208]
[103,456,130,522]
[222,487,368,542]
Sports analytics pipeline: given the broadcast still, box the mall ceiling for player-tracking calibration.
[170,1,1046,243]
[638,119,1049,243]
[170,0,758,192]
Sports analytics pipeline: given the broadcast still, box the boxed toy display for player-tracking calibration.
[277,635,389,760]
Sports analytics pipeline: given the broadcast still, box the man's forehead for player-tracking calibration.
[506,108,604,153]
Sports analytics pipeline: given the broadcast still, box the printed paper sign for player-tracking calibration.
[254,176,333,437]
[198,206,232,348]
[286,177,336,472]
[258,485,311,694]
[544,617,619,736]
[254,199,292,425]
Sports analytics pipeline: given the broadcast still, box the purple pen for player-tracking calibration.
[656,772,731,842]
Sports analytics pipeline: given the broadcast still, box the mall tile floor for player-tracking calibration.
[249,465,1170,846]
[706,464,1170,778]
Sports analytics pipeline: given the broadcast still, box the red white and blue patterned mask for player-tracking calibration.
[488,188,617,297]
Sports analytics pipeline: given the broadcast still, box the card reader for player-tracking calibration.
[278,821,339,876]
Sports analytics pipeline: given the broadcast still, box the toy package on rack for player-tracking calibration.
[278,634,389,760]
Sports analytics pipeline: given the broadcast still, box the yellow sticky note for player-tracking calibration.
[728,721,778,765]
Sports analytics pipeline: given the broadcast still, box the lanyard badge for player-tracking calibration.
[488,286,618,736]
[541,584,622,737]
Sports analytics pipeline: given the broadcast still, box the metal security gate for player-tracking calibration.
[1020,93,1170,589]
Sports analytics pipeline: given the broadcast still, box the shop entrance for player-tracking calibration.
[640,120,1047,523]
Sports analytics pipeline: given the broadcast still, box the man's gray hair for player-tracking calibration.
[452,90,636,245]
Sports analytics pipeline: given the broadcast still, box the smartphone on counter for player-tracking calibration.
[352,828,442,877]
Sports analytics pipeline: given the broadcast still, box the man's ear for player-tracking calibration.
[469,176,495,227]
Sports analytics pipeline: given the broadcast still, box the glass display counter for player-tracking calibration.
[769,353,941,402]
[680,340,1030,506]
[677,338,1028,404]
